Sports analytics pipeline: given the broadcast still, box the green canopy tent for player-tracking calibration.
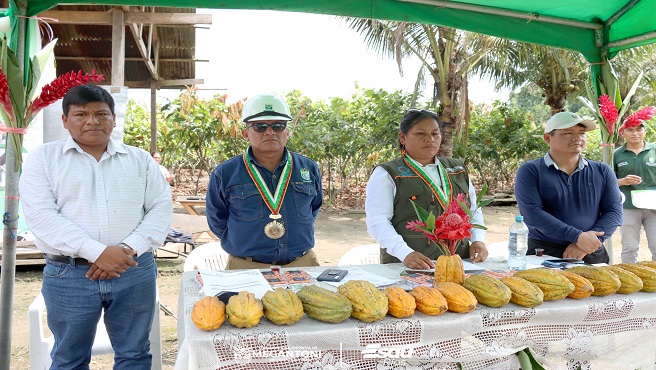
[2,1,656,368]
[21,0,656,62]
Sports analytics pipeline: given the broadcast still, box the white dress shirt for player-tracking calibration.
[365,158,486,263]
[19,137,173,262]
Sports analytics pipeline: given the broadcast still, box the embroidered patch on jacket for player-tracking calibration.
[301,168,311,181]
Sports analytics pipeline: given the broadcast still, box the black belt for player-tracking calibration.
[46,254,93,266]
[246,251,308,266]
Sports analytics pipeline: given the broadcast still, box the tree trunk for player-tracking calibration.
[439,106,455,158]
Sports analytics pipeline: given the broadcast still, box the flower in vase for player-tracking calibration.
[598,94,618,134]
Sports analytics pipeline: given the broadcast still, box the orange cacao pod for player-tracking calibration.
[409,286,447,316]
[385,286,416,318]
[434,254,465,285]
[434,282,477,313]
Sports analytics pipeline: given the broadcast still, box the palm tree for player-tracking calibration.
[344,18,497,157]
[609,45,656,108]
[473,41,587,116]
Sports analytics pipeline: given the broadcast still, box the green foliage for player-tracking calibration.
[461,102,544,192]
[286,87,413,200]
[506,85,552,125]
[160,88,245,193]
[124,87,413,203]
[124,88,245,194]
[516,348,546,370]
[123,99,153,151]
[124,84,653,204]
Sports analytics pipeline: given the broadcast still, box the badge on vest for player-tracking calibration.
[398,166,412,175]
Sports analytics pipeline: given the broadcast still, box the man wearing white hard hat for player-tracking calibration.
[206,93,323,269]
[515,112,623,264]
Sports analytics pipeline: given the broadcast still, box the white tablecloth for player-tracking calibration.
[175,263,656,370]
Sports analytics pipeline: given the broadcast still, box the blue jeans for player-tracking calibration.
[42,252,157,370]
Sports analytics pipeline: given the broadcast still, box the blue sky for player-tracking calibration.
[129,9,508,105]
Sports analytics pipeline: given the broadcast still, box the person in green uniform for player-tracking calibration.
[614,116,656,263]
[365,109,488,269]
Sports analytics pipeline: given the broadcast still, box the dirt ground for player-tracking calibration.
[6,204,651,369]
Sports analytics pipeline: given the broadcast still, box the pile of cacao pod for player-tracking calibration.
[190,261,656,331]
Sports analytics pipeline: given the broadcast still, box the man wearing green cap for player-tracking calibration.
[515,112,623,263]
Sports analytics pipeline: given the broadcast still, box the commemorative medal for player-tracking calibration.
[243,151,293,239]
[264,214,285,239]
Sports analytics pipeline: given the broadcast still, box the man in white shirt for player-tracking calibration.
[20,84,172,369]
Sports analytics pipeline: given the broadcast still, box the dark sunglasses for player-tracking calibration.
[247,122,287,132]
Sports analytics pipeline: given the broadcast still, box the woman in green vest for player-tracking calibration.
[365,109,488,269]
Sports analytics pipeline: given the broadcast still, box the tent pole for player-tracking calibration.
[594,25,616,264]
[399,0,601,30]
[605,0,642,27]
[150,79,157,153]
[608,31,656,49]
[0,4,26,369]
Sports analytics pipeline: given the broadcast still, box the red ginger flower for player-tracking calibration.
[598,94,618,134]
[620,106,656,132]
[28,69,104,118]
[406,193,473,255]
[0,68,15,123]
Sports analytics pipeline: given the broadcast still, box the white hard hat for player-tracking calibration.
[241,93,292,123]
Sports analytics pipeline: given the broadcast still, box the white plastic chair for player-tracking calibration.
[183,242,230,271]
[28,290,162,370]
[486,240,509,259]
[338,243,381,266]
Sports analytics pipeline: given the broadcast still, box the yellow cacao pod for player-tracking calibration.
[261,288,304,325]
[513,268,574,300]
[434,282,477,313]
[434,254,465,285]
[384,286,416,318]
[615,264,656,292]
[409,286,447,316]
[567,266,621,296]
[557,270,595,299]
[605,266,643,294]
[225,291,264,328]
[296,285,352,323]
[338,280,388,322]
[637,261,656,270]
[500,276,543,308]
[191,296,226,331]
[463,274,511,308]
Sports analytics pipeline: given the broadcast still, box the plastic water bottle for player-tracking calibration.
[507,215,529,270]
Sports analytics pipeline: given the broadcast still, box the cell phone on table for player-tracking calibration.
[316,269,348,282]
[215,291,239,305]
[542,258,585,269]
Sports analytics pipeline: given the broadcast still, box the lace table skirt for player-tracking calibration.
[175,264,656,370]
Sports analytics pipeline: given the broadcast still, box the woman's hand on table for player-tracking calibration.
[469,241,488,263]
[403,251,435,270]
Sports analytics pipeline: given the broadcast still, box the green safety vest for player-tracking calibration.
[378,157,472,264]
[613,142,656,209]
